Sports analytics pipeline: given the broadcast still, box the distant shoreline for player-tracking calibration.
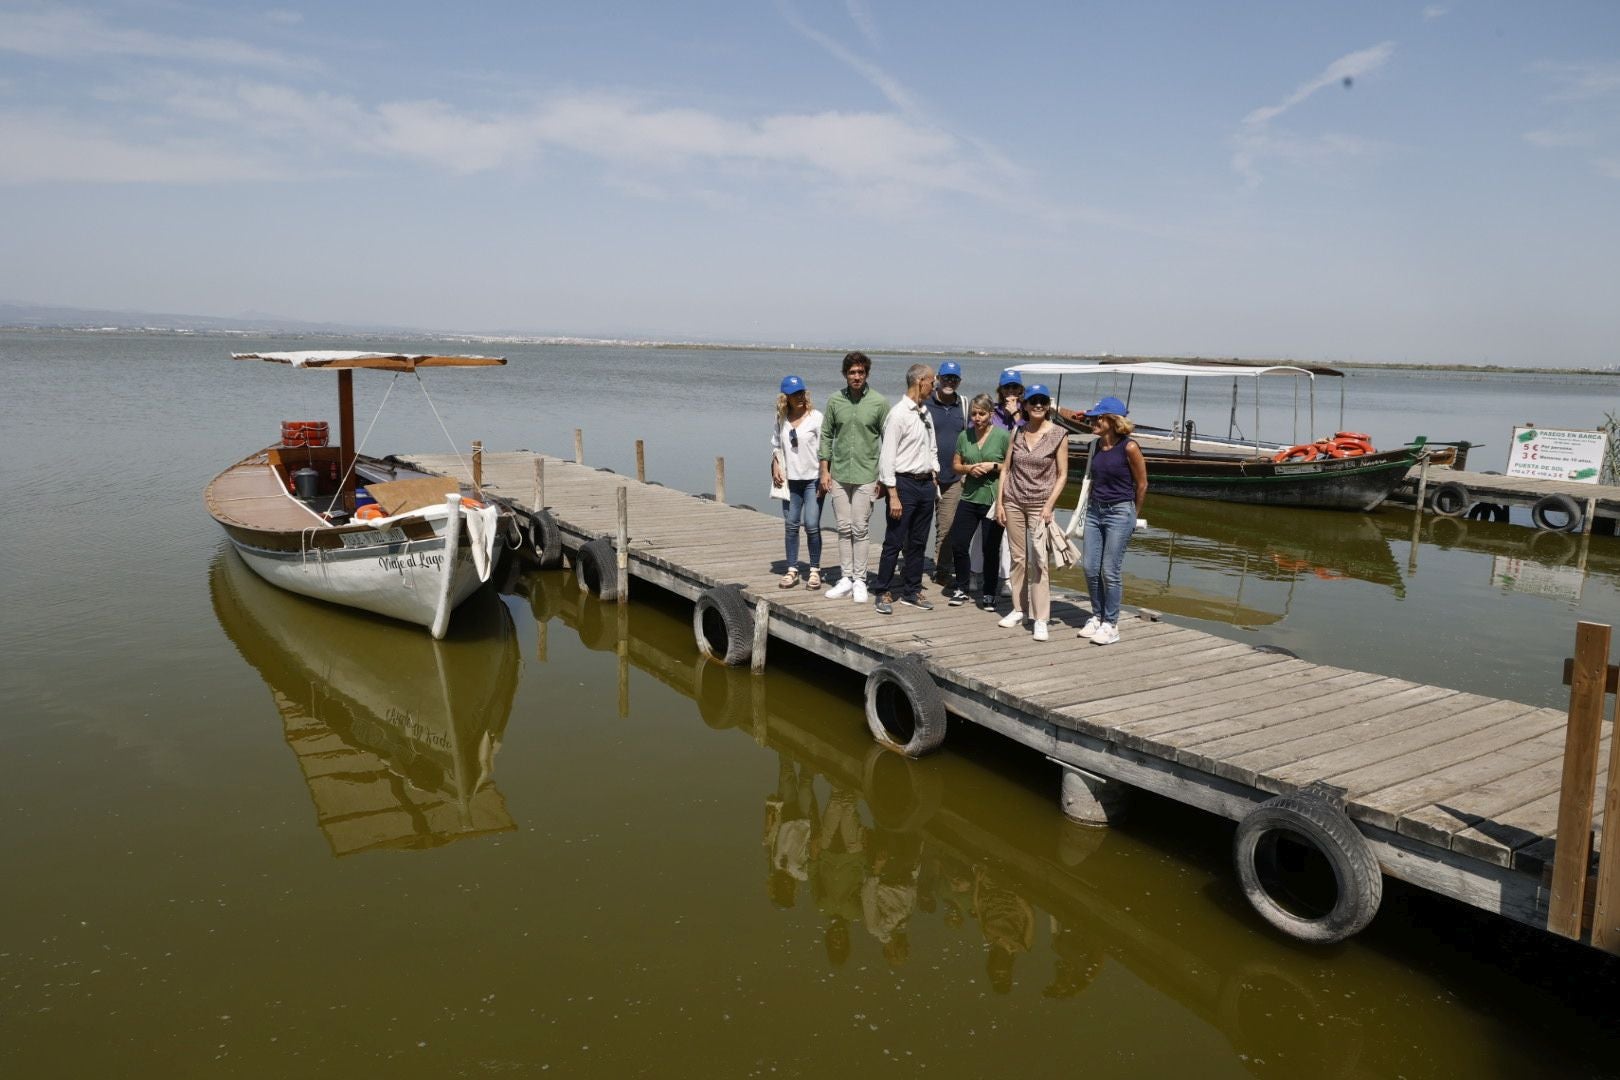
[3,323,1615,378]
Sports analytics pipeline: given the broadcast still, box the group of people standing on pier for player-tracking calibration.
[769,351,1148,645]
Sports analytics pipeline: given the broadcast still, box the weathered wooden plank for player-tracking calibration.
[1171,678,1447,756]
[1016,642,1268,702]
[1113,669,1386,748]
[1548,622,1613,939]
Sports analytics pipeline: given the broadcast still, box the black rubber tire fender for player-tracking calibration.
[525,509,563,569]
[862,744,944,832]
[693,585,754,666]
[1232,792,1382,944]
[1530,492,1583,533]
[572,537,622,600]
[864,657,946,758]
[1429,481,1470,517]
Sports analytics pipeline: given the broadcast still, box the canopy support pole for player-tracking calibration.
[338,369,356,510]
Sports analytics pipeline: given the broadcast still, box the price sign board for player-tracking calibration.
[1506,427,1607,483]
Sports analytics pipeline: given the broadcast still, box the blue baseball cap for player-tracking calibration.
[938,360,962,379]
[1024,384,1052,403]
[780,374,806,395]
[997,368,1023,388]
[1084,395,1128,417]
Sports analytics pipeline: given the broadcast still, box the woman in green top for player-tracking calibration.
[944,394,1010,610]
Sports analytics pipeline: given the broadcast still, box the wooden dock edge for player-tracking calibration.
[517,476,1554,935]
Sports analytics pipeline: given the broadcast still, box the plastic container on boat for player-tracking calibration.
[292,467,321,499]
[354,486,376,508]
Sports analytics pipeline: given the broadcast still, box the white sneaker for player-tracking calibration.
[825,578,854,600]
[1077,616,1101,639]
[1033,620,1049,642]
[852,581,869,604]
[997,609,1025,629]
[1092,622,1119,646]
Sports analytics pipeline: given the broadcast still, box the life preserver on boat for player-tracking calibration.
[1331,436,1375,457]
[1314,440,1349,459]
[1334,431,1371,443]
[355,503,387,521]
[460,496,484,510]
[1272,443,1320,463]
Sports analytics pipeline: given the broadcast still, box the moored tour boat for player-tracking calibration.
[204,351,512,638]
[1022,360,1432,512]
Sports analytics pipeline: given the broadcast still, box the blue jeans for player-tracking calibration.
[1082,499,1135,625]
[782,479,824,569]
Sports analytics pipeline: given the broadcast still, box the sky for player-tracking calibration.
[1,1,1617,365]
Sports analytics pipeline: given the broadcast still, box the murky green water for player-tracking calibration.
[3,331,1619,1077]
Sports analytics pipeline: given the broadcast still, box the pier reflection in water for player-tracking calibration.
[211,549,520,853]
[512,565,1618,1079]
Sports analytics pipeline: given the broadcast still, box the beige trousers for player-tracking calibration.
[1002,504,1050,621]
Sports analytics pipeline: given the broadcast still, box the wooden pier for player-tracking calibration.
[405,448,1620,950]
[1396,463,1620,535]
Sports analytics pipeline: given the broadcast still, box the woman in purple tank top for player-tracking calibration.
[1077,396,1146,646]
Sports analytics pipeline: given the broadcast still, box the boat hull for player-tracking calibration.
[228,526,492,630]
[1070,444,1419,511]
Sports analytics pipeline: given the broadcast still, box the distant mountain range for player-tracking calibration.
[0,300,423,336]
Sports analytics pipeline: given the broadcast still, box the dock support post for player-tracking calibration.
[575,428,585,465]
[636,440,646,483]
[616,483,629,604]
[533,455,545,510]
[1584,496,1598,536]
[751,599,770,674]
[1548,621,1612,940]
[1589,634,1620,953]
[715,457,726,505]
[1059,765,1129,827]
[617,602,630,718]
[1414,457,1432,515]
[471,440,483,489]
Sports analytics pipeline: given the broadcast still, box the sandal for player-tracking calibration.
[806,567,822,591]
[778,568,801,589]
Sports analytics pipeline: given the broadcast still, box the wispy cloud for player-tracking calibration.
[845,0,881,51]
[1525,61,1620,180]
[0,109,279,183]
[1233,42,1395,185]
[0,6,307,71]
[1422,5,1449,22]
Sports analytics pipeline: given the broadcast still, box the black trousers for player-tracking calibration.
[949,499,1003,599]
[873,475,936,598]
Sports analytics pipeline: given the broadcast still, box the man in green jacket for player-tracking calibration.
[819,351,888,602]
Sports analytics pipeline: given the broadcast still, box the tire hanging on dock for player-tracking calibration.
[1530,493,1583,533]
[1429,481,1471,517]
[1232,793,1382,944]
[524,509,563,569]
[573,537,622,600]
[864,657,947,758]
[693,585,754,667]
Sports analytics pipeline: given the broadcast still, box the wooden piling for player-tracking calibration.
[1591,643,1620,953]
[615,483,629,604]
[751,599,770,674]
[1584,496,1598,536]
[715,457,726,504]
[1548,621,1612,939]
[1414,456,1432,514]
[574,428,585,465]
[471,440,483,489]
[636,440,646,484]
[533,455,545,510]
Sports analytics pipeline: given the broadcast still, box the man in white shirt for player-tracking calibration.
[871,364,938,614]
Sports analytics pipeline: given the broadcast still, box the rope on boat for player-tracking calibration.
[414,370,482,498]
[324,373,402,516]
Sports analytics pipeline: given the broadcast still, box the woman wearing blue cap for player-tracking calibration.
[1077,396,1146,645]
[771,375,825,589]
[991,369,1024,432]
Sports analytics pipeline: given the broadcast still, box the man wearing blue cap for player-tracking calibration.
[923,360,968,587]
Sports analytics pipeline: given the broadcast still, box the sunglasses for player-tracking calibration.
[940,375,961,383]
[1026,399,1050,408]
[788,428,799,449]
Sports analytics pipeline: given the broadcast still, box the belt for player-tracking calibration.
[897,471,934,481]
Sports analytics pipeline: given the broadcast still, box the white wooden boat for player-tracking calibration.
[204,351,510,638]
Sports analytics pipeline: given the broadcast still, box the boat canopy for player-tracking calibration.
[1018,360,1340,380]
[232,351,506,371]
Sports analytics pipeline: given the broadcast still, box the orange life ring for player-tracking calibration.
[1334,431,1371,443]
[355,503,386,521]
[1272,444,1320,463]
[460,497,484,510]
[1332,438,1374,457]
[1315,440,1350,459]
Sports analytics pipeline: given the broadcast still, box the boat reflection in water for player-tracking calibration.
[1049,493,1407,628]
[210,547,521,855]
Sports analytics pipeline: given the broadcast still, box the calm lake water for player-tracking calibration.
[2,330,1618,1078]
